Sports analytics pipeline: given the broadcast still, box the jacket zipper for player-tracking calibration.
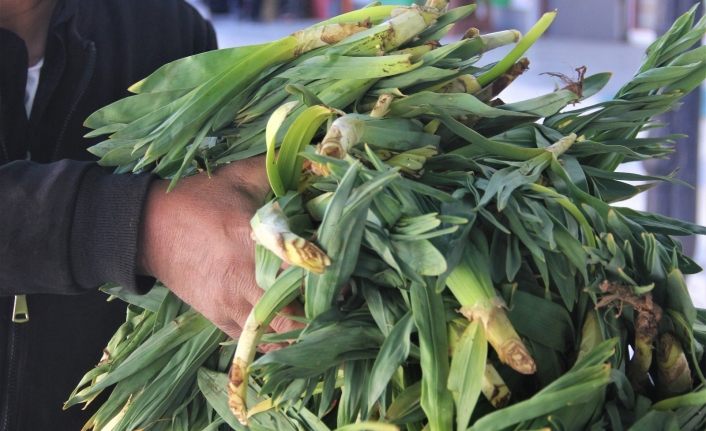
[1,297,28,431]
[1,102,28,431]
[1,322,21,431]
[12,295,29,323]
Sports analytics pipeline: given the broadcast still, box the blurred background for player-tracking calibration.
[188,0,705,305]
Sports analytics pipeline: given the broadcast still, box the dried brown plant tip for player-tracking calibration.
[596,281,663,390]
[541,65,587,100]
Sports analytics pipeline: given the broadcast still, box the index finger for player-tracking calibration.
[269,300,306,334]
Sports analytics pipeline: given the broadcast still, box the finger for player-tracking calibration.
[257,342,288,353]
[269,302,306,334]
[237,273,265,307]
[216,294,254,338]
[271,301,305,331]
[240,289,264,310]
[215,320,242,340]
[281,300,305,318]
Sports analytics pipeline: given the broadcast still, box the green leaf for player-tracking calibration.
[652,389,706,411]
[476,11,556,86]
[627,410,680,431]
[116,326,225,430]
[389,92,533,119]
[446,116,546,161]
[665,267,697,327]
[392,239,447,276]
[553,223,589,283]
[375,66,457,90]
[168,118,213,191]
[65,310,212,406]
[253,316,383,375]
[305,165,398,318]
[470,365,611,430]
[507,290,575,353]
[478,153,552,210]
[84,89,189,130]
[88,352,175,430]
[278,105,333,191]
[285,83,326,107]
[338,359,370,425]
[197,367,247,431]
[279,54,420,80]
[366,312,415,413]
[334,422,399,431]
[615,208,706,236]
[410,282,454,431]
[198,368,304,431]
[266,101,299,196]
[152,290,187,333]
[255,245,283,290]
[385,382,424,424]
[448,321,486,431]
[139,39,299,169]
[362,282,404,336]
[359,118,441,152]
[314,5,396,26]
[130,44,267,93]
[251,266,305,325]
[101,283,169,313]
[415,4,477,42]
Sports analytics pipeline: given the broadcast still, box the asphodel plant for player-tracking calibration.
[446,231,536,375]
[67,1,706,430]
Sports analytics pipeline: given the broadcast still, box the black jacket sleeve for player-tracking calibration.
[0,160,154,295]
[0,1,218,297]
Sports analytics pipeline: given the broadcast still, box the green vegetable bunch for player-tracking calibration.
[66,2,706,430]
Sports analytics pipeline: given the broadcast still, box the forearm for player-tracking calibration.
[0,160,154,296]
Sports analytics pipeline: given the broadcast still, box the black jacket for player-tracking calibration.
[0,1,216,429]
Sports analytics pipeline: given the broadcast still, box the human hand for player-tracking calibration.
[138,157,302,338]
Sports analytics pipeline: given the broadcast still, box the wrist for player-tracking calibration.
[137,179,169,277]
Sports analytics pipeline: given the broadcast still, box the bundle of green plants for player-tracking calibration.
[65,2,706,430]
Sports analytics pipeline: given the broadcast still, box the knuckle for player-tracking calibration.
[219,260,260,304]
[218,300,251,329]
[218,320,242,339]
[270,314,301,334]
[224,215,255,244]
